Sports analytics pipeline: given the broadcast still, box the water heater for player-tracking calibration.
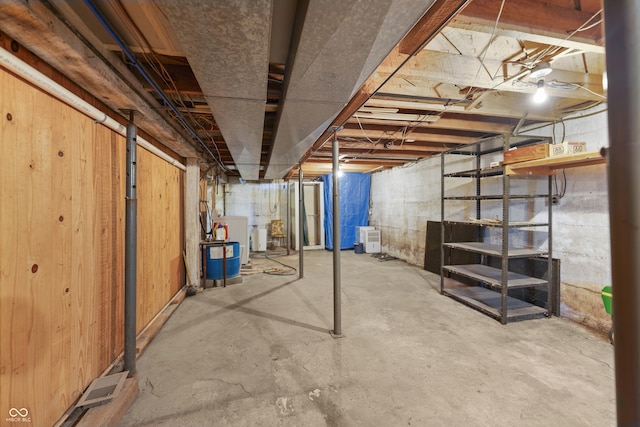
[252,228,267,252]
[218,216,249,265]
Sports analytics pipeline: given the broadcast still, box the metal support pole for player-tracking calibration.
[124,111,137,375]
[286,180,291,256]
[332,131,342,337]
[603,1,640,423]
[298,166,304,278]
[440,152,445,294]
[547,175,553,315]
[500,135,510,324]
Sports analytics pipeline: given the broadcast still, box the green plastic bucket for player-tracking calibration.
[601,286,613,315]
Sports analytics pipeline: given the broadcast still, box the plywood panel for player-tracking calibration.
[1,66,58,426]
[0,67,184,427]
[136,150,185,331]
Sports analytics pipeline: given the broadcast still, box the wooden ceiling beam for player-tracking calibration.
[398,0,473,54]
[348,116,511,134]
[297,163,391,178]
[138,62,202,94]
[323,140,456,152]
[307,157,409,166]
[457,0,604,46]
[363,96,555,122]
[374,85,579,122]
[337,128,475,144]
[578,0,603,14]
[376,50,604,101]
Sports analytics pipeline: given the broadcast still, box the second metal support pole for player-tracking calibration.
[286,180,291,256]
[298,166,304,279]
[603,1,640,423]
[124,111,137,375]
[332,133,342,337]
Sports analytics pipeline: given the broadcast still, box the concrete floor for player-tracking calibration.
[123,250,615,426]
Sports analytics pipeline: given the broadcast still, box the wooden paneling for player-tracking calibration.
[0,68,184,427]
[137,149,184,331]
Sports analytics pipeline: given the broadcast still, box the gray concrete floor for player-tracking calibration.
[123,250,615,426]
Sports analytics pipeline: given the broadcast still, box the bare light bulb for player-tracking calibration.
[337,170,344,178]
[533,79,547,104]
[602,71,608,92]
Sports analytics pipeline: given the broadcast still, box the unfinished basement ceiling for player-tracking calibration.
[0,0,606,180]
[263,0,436,179]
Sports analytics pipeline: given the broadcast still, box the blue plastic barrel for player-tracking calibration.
[206,242,241,280]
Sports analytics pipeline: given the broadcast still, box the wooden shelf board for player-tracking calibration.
[505,150,606,175]
[444,166,504,178]
[445,219,548,228]
[442,278,548,321]
[444,194,548,200]
[443,264,548,288]
[444,241,548,258]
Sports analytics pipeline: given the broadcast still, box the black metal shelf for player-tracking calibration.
[443,194,549,200]
[440,134,553,324]
[443,220,549,228]
[443,278,548,321]
[442,264,548,289]
[445,135,551,157]
[444,242,548,258]
[443,167,503,178]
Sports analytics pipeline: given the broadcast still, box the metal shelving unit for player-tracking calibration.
[440,135,553,324]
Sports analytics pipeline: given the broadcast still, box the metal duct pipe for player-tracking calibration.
[603,1,640,423]
[0,46,186,171]
[124,111,137,375]
[298,166,304,278]
[332,133,342,337]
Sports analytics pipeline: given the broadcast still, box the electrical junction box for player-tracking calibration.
[364,230,381,253]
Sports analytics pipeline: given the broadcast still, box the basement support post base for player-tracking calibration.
[330,330,345,339]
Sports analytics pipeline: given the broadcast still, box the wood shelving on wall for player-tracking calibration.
[505,150,606,175]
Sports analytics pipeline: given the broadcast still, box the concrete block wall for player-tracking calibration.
[370,107,612,332]
[222,181,289,247]
[370,158,441,265]
[523,108,610,331]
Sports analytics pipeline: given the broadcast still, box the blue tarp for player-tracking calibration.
[322,172,371,250]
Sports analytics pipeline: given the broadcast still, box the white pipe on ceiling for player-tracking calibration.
[354,112,441,122]
[0,46,186,171]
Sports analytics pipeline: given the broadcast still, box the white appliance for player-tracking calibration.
[364,230,381,253]
[356,226,375,243]
[218,216,249,265]
[251,228,267,252]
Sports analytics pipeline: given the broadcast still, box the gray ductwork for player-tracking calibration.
[159,0,273,181]
[265,0,436,179]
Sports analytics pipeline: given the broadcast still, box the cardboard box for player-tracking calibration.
[548,141,587,157]
[503,144,548,164]
[547,143,566,157]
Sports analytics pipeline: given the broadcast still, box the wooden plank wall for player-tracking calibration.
[137,149,185,329]
[0,67,184,427]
